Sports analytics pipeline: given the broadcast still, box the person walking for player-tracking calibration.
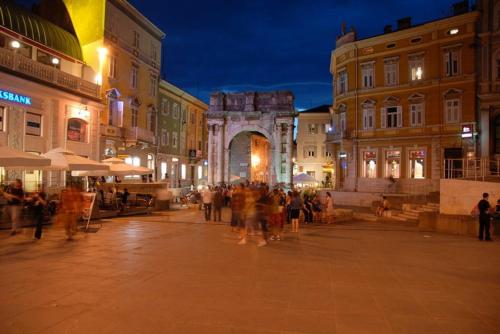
[202,187,214,221]
[303,195,314,224]
[230,184,245,232]
[0,179,25,235]
[213,187,224,222]
[290,191,303,233]
[269,189,283,240]
[477,192,492,241]
[239,186,266,247]
[324,192,335,224]
[31,185,47,240]
[58,185,83,240]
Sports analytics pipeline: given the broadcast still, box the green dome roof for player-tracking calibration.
[0,1,82,61]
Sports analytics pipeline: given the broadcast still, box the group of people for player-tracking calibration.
[199,182,336,246]
[0,180,84,240]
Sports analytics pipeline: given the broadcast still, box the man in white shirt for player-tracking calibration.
[202,187,214,221]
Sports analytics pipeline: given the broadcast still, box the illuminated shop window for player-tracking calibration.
[385,150,401,178]
[181,164,186,180]
[409,150,425,179]
[363,151,377,178]
[161,162,168,179]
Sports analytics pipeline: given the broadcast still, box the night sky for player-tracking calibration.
[19,0,460,109]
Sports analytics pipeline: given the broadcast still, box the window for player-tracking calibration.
[198,166,203,179]
[325,149,333,158]
[147,111,155,132]
[362,105,374,130]
[147,154,154,171]
[304,146,316,158]
[67,118,87,142]
[131,65,138,89]
[149,75,157,97]
[409,56,424,81]
[12,41,32,58]
[161,129,168,146]
[308,123,318,134]
[161,162,168,179]
[409,150,425,179]
[108,100,124,127]
[445,99,460,123]
[324,123,332,133]
[444,49,460,77]
[337,70,348,95]
[496,58,500,80]
[131,107,138,127]
[36,50,60,69]
[385,150,401,178]
[109,56,117,79]
[125,156,141,166]
[363,151,377,178]
[410,103,424,127]
[181,164,186,180]
[0,106,4,131]
[161,99,167,115]
[381,106,402,128]
[190,111,195,125]
[173,103,180,119]
[361,62,374,88]
[133,31,140,48]
[26,112,42,136]
[340,112,346,133]
[172,132,178,148]
[384,58,399,86]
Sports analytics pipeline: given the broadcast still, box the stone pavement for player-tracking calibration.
[1,208,500,334]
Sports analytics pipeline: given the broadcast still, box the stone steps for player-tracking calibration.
[388,202,439,223]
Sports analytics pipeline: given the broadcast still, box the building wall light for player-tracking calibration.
[10,40,21,49]
[51,57,60,65]
[448,28,459,35]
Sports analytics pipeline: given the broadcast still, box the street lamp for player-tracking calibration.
[10,40,21,49]
[51,57,60,65]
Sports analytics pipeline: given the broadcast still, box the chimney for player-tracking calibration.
[452,0,468,15]
[397,17,412,30]
[384,25,392,34]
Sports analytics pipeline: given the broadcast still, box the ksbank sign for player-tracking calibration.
[0,89,32,106]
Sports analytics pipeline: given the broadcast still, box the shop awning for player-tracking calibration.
[42,148,110,171]
[73,157,152,176]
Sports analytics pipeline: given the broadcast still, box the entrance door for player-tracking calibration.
[444,148,463,178]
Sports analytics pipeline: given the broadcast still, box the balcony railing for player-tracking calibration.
[0,47,100,100]
[124,127,155,144]
[326,131,347,142]
[100,124,123,138]
[443,158,500,181]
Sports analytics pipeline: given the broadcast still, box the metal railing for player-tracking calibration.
[0,47,100,100]
[443,158,500,181]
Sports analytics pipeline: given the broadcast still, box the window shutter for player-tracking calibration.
[444,53,450,76]
[397,106,403,128]
[112,101,124,127]
[380,108,387,128]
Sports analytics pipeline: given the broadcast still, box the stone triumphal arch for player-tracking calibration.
[207,91,296,187]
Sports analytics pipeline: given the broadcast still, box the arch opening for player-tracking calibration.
[229,131,271,184]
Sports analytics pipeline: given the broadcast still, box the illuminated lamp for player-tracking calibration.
[51,57,60,65]
[10,40,21,49]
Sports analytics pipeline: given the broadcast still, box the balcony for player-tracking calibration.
[326,131,347,142]
[100,124,123,138]
[124,127,155,144]
[0,47,100,100]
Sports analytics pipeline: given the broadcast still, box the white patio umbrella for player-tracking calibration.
[0,145,51,168]
[42,148,110,171]
[293,173,318,184]
[73,157,152,176]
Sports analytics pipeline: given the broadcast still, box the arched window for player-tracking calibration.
[67,118,88,142]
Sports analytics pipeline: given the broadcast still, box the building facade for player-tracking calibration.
[50,0,165,171]
[295,105,334,187]
[328,8,479,194]
[0,2,103,190]
[207,91,295,187]
[157,80,208,189]
[477,0,500,159]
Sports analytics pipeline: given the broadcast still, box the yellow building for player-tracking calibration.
[328,8,479,194]
[52,0,165,168]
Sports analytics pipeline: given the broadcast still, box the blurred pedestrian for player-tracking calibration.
[303,195,313,224]
[290,191,303,233]
[213,187,224,222]
[58,185,83,240]
[231,184,245,232]
[31,185,47,240]
[239,187,266,247]
[256,186,270,240]
[0,179,25,235]
[269,189,283,240]
[324,192,335,224]
[202,187,214,221]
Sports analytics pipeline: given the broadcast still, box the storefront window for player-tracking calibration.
[409,150,425,179]
[161,162,168,179]
[363,151,377,178]
[181,164,187,180]
[147,154,154,170]
[386,150,401,178]
[198,166,203,179]
[67,118,87,142]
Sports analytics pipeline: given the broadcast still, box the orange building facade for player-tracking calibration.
[328,10,480,194]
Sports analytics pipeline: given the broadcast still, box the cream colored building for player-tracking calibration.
[296,105,333,187]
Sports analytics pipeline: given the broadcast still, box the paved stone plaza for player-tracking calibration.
[1,208,500,334]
